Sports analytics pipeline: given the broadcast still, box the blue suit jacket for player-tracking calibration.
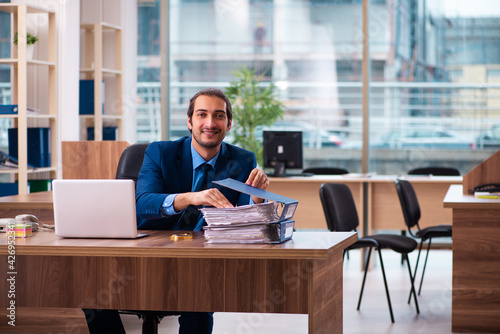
[136,137,257,230]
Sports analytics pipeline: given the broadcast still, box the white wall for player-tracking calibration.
[58,0,81,143]
[121,1,138,144]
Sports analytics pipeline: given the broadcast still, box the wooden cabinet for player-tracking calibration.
[79,22,123,141]
[0,4,57,195]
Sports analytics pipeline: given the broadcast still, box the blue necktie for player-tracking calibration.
[193,163,213,231]
[192,163,212,192]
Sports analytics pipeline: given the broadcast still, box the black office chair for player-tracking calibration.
[408,166,460,176]
[115,142,150,185]
[302,167,348,175]
[319,183,419,323]
[400,166,457,264]
[394,179,452,302]
[116,142,179,334]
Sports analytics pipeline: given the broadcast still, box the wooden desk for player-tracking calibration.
[0,230,357,333]
[0,191,53,222]
[268,175,462,233]
[444,185,500,333]
[368,175,461,234]
[1,174,461,234]
[267,176,365,230]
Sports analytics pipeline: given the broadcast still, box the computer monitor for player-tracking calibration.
[263,131,303,177]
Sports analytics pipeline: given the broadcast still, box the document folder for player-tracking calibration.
[213,178,299,222]
[269,219,295,244]
[204,178,299,244]
[203,218,295,244]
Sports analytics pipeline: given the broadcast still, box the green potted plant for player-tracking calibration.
[225,67,285,166]
[14,32,39,60]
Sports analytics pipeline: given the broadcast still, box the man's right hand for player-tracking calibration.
[173,188,234,212]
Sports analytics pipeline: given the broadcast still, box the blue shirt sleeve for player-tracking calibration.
[161,194,179,216]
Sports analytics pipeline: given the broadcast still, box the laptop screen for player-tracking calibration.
[52,179,141,238]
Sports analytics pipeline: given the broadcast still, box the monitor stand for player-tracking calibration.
[268,162,313,177]
[273,162,286,177]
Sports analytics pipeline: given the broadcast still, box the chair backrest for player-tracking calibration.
[408,166,460,176]
[303,167,349,175]
[319,183,359,232]
[394,179,421,231]
[115,143,150,187]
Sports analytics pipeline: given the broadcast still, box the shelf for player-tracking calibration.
[0,59,56,67]
[80,68,122,75]
[28,167,56,174]
[27,114,57,119]
[80,22,122,31]
[0,168,18,174]
[0,114,57,119]
[28,60,56,67]
[0,59,17,65]
[0,167,56,174]
[0,3,55,14]
[101,22,122,31]
[79,114,122,120]
[102,68,122,75]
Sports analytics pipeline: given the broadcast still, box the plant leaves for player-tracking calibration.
[225,67,284,166]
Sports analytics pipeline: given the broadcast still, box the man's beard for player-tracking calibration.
[192,129,224,148]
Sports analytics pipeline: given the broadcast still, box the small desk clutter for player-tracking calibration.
[202,178,298,244]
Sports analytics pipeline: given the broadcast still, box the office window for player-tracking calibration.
[136,0,500,174]
[137,0,363,171]
[367,0,500,174]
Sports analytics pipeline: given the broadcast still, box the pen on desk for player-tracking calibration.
[476,195,499,199]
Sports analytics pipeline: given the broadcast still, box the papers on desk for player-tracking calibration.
[201,178,299,244]
[201,202,295,244]
[201,201,280,226]
[474,191,500,199]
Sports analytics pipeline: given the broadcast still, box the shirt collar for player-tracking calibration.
[191,142,220,170]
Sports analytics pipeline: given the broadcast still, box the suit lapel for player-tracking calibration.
[213,142,232,185]
[177,137,193,193]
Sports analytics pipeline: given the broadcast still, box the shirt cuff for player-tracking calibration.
[249,197,267,205]
[161,194,179,215]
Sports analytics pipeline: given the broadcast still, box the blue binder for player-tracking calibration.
[79,80,105,115]
[87,126,117,140]
[213,178,298,221]
[8,128,51,168]
[0,105,18,115]
[0,183,18,197]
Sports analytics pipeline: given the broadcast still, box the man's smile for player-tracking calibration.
[201,128,220,136]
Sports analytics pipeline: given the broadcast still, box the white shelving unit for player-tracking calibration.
[0,4,57,195]
[79,21,122,141]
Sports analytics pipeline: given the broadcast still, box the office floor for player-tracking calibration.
[121,249,481,334]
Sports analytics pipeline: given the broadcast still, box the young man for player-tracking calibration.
[85,88,269,334]
[135,87,268,230]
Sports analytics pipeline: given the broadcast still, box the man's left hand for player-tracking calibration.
[245,168,269,203]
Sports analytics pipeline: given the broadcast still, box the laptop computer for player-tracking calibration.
[52,179,148,239]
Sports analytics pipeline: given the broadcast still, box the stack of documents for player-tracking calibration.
[201,178,298,244]
[202,201,280,225]
[202,202,294,243]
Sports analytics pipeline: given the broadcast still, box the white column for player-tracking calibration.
[58,0,81,142]
[121,0,138,143]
